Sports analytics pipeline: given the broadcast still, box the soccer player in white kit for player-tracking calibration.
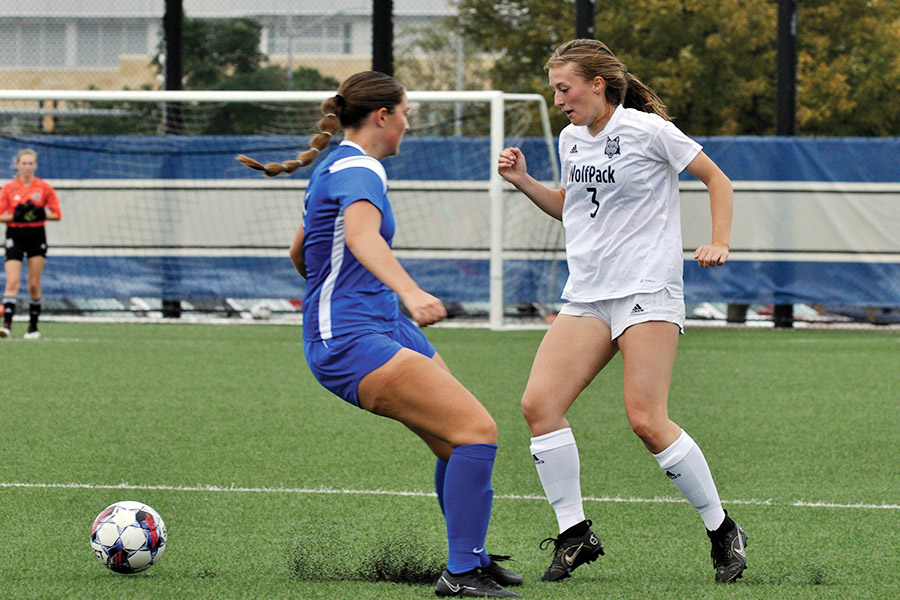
[498,39,747,584]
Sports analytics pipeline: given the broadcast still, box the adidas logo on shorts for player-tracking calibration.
[631,303,644,314]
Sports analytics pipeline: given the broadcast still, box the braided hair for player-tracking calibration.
[237,71,405,176]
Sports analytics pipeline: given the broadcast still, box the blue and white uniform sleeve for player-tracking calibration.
[329,155,389,214]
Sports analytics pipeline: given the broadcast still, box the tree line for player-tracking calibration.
[43,3,900,137]
[444,0,900,136]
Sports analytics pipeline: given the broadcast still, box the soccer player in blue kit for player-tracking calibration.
[238,71,522,598]
[499,40,747,585]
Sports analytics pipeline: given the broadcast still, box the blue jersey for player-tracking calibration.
[302,141,398,341]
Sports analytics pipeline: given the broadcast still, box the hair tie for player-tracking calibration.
[334,94,345,107]
[319,130,333,137]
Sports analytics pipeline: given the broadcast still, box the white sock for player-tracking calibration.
[530,427,586,533]
[653,429,726,531]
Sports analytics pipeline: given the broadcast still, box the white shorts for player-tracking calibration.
[558,288,685,341]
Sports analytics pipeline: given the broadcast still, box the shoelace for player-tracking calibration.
[488,553,513,563]
[539,520,597,554]
[539,536,562,553]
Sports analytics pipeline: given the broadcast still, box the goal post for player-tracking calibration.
[0,89,562,328]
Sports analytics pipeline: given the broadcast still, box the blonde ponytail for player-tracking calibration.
[623,72,670,120]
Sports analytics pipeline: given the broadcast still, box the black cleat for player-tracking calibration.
[435,567,522,598]
[482,554,523,587]
[538,519,605,582]
[709,515,748,583]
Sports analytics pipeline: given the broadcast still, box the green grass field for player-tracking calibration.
[1,322,898,599]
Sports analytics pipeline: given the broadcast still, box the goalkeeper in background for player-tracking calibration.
[0,149,62,339]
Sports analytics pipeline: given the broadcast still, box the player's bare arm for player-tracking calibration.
[499,146,566,221]
[686,151,733,268]
[343,200,446,326]
[288,223,306,278]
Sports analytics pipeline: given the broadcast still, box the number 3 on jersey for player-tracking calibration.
[587,187,599,218]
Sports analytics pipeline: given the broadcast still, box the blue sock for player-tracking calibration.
[443,443,497,574]
[437,456,492,567]
[478,548,491,568]
[434,458,448,515]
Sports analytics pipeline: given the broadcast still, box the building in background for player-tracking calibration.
[0,0,452,90]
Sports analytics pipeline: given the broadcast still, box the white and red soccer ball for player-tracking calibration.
[250,302,273,320]
[90,501,167,574]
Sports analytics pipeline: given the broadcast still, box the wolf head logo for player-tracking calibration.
[604,136,620,159]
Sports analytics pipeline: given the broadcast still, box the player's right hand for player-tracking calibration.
[12,202,29,223]
[498,147,528,185]
[402,288,447,327]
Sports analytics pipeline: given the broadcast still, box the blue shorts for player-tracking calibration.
[303,314,436,407]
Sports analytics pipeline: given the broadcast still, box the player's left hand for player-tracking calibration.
[694,242,729,268]
[24,205,45,222]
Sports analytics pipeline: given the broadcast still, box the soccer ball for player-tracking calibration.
[90,501,167,574]
[250,302,272,320]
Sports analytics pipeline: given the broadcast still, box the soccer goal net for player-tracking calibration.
[0,89,563,327]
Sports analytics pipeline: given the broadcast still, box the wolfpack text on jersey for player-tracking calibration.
[568,164,616,184]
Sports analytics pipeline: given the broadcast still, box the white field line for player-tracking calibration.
[1,481,897,511]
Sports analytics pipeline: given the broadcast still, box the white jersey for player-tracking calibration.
[558,105,701,302]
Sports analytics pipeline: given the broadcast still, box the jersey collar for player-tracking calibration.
[339,140,367,155]
[590,104,623,138]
